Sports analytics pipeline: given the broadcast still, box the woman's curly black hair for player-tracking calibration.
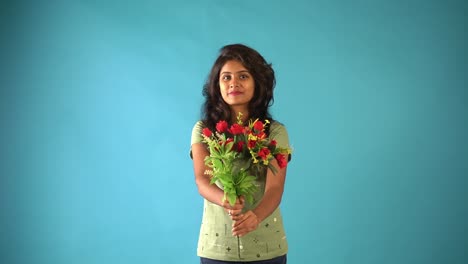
[201,44,276,133]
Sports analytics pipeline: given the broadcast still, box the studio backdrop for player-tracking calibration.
[1,1,467,264]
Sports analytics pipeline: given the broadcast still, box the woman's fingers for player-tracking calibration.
[231,211,259,236]
[230,212,244,221]
[222,197,246,220]
[222,197,245,212]
[226,208,243,219]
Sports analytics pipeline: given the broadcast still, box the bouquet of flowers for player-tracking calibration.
[201,113,291,206]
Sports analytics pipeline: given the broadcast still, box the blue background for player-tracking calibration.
[1,0,467,263]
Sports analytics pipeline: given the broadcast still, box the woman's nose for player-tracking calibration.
[229,80,239,88]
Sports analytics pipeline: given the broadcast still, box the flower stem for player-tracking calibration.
[237,235,241,259]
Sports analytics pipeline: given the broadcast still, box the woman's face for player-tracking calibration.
[219,60,255,111]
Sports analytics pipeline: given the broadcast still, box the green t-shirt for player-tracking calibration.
[191,120,290,261]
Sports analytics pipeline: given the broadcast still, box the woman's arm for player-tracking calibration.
[192,142,245,214]
[192,142,224,205]
[231,158,287,237]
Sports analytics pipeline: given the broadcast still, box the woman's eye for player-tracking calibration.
[240,74,249,79]
[222,75,231,81]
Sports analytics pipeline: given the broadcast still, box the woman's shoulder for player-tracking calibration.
[192,120,205,130]
[269,119,289,143]
[191,120,206,145]
[270,120,291,161]
[270,119,288,132]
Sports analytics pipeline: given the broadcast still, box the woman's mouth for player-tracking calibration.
[229,91,242,96]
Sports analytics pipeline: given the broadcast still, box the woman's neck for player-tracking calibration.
[230,108,249,124]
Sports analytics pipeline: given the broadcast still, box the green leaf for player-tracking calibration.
[227,192,237,206]
[268,163,278,175]
[225,141,234,152]
[244,194,254,204]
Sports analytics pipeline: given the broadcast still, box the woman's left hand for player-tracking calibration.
[231,210,259,237]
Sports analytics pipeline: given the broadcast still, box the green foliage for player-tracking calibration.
[201,113,290,206]
[204,140,258,206]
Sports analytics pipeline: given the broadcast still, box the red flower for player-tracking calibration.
[248,140,257,149]
[257,131,266,139]
[258,147,270,160]
[269,140,277,146]
[216,120,228,133]
[229,123,244,135]
[253,120,264,131]
[235,141,245,152]
[224,138,234,145]
[275,154,288,168]
[202,128,212,137]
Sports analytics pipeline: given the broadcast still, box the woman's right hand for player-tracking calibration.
[222,196,245,219]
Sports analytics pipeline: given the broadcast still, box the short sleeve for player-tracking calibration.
[191,121,205,145]
[270,121,290,149]
[270,121,292,162]
[189,121,205,159]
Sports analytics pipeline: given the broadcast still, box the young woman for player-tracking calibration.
[191,44,290,264]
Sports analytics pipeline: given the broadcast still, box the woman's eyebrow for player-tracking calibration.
[220,70,250,74]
